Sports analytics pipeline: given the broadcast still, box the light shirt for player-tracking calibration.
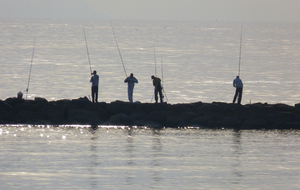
[90,74,99,87]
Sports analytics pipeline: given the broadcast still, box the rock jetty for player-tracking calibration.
[1,97,300,129]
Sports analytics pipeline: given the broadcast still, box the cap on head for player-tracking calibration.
[151,75,154,79]
[93,70,97,74]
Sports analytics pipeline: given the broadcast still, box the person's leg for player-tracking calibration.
[233,88,238,103]
[127,86,131,102]
[91,87,95,103]
[128,86,133,103]
[95,86,98,103]
[238,88,243,104]
[158,89,163,103]
[154,89,158,103]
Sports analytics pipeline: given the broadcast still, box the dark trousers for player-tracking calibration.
[154,88,163,103]
[91,86,98,103]
[233,87,243,104]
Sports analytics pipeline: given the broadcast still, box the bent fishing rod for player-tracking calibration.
[25,35,36,100]
[110,21,127,78]
[82,23,92,74]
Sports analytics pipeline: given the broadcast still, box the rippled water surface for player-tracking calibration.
[1,19,300,105]
[0,125,299,189]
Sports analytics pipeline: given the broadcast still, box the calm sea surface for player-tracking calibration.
[1,19,300,189]
[0,125,300,190]
[1,18,300,105]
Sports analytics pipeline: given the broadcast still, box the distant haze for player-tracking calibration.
[1,0,300,22]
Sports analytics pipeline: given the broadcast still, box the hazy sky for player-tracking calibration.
[0,0,299,22]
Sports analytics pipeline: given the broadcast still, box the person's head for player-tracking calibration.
[236,76,239,79]
[130,73,133,77]
[151,75,155,79]
[92,70,97,75]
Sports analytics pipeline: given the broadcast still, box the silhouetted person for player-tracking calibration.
[233,76,243,104]
[17,91,23,99]
[90,70,99,103]
[151,75,163,103]
[124,73,138,103]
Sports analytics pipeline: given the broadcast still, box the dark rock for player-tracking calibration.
[16,110,46,123]
[109,113,130,125]
[165,115,181,127]
[295,103,300,109]
[34,97,48,104]
[108,101,134,115]
[5,97,24,107]
[71,97,90,109]
[68,109,100,124]
[241,118,268,129]
[1,97,300,129]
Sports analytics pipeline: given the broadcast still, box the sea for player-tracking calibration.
[1,18,300,189]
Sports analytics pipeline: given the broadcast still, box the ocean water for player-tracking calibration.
[0,125,299,190]
[1,18,300,105]
[1,19,300,189]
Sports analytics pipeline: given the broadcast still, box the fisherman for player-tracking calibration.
[151,75,163,104]
[90,70,99,103]
[233,76,243,104]
[124,73,138,103]
[17,91,23,99]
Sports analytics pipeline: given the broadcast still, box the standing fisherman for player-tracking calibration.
[90,70,99,103]
[124,73,138,103]
[151,75,163,104]
[233,76,243,104]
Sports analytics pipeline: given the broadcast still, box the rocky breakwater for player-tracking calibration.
[1,97,300,129]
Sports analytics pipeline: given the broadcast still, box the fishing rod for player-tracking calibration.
[151,50,169,103]
[161,52,163,83]
[238,26,243,76]
[110,21,127,77]
[151,46,158,103]
[154,46,157,76]
[160,52,169,103]
[82,23,92,74]
[25,35,36,100]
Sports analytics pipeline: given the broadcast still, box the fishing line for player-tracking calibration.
[25,35,36,100]
[160,52,169,103]
[82,23,92,74]
[238,25,243,76]
[110,21,127,77]
[161,52,163,82]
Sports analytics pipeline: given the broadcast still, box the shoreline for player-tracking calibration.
[1,97,300,129]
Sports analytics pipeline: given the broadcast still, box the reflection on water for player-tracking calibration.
[0,125,300,190]
[231,129,243,185]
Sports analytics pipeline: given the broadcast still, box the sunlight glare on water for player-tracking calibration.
[0,125,299,190]
[1,19,300,105]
